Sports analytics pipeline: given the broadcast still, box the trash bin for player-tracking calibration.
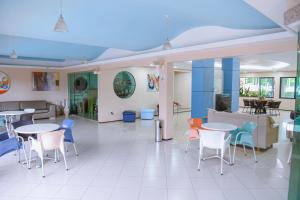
[155,119,163,142]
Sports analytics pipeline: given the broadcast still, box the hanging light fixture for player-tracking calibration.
[10,49,17,59]
[54,0,69,32]
[163,15,172,50]
[163,38,172,50]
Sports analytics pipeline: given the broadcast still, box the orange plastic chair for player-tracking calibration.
[189,118,203,129]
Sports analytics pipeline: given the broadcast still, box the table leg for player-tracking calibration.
[4,115,9,133]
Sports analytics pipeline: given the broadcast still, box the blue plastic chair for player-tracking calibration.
[0,116,5,127]
[11,120,34,141]
[0,132,28,166]
[61,119,78,156]
[229,121,257,164]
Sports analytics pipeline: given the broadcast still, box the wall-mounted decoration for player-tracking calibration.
[147,73,159,92]
[32,72,59,91]
[0,71,10,94]
[74,76,88,91]
[113,71,136,98]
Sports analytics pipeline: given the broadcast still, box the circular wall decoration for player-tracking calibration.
[113,71,136,98]
[74,76,88,91]
[0,71,10,94]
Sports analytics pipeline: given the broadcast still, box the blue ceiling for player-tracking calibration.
[0,0,281,66]
[0,34,106,61]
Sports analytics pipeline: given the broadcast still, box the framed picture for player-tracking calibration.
[0,71,10,94]
[147,73,159,92]
[32,72,60,91]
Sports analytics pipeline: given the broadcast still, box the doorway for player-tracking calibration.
[68,72,98,120]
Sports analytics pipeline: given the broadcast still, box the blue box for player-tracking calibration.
[141,109,155,120]
[123,111,136,122]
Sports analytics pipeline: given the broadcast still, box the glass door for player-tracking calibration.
[68,72,98,120]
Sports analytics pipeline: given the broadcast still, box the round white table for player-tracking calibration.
[14,123,60,167]
[0,110,26,133]
[14,123,60,135]
[201,122,237,132]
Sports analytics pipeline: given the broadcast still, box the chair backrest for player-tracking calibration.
[188,118,202,129]
[39,130,65,151]
[249,100,256,107]
[290,111,296,120]
[0,132,19,157]
[268,101,275,108]
[275,101,281,108]
[243,99,249,106]
[20,113,34,122]
[62,119,74,129]
[200,130,226,149]
[24,108,35,113]
[241,121,257,134]
[11,120,33,129]
[262,101,268,106]
[0,132,9,141]
[294,116,300,124]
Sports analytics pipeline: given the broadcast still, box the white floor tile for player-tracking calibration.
[139,188,168,200]
[0,112,293,200]
[195,190,226,200]
[250,189,285,200]
[81,187,113,200]
[54,185,87,199]
[110,188,140,200]
[168,189,197,200]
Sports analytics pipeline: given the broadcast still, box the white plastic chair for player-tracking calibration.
[28,130,68,177]
[197,130,231,175]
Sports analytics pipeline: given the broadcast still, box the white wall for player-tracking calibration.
[174,71,191,108]
[98,67,159,122]
[0,67,68,105]
[240,71,296,110]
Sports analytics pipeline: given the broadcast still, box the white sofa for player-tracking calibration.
[208,109,279,149]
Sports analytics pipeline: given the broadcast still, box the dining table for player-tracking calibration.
[201,122,237,132]
[14,123,60,135]
[200,122,237,165]
[14,123,60,166]
[0,110,26,133]
[254,100,268,114]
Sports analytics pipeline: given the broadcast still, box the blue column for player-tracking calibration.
[191,59,215,118]
[222,58,240,112]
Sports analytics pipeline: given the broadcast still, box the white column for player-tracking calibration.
[159,62,174,140]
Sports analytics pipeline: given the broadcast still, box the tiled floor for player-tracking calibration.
[0,111,292,200]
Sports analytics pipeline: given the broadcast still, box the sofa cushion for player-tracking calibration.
[20,101,47,110]
[34,109,48,114]
[0,101,20,111]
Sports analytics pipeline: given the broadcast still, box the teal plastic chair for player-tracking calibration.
[229,121,257,164]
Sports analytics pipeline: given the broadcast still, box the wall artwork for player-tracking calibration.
[0,71,10,94]
[147,73,159,92]
[113,71,136,99]
[32,72,60,91]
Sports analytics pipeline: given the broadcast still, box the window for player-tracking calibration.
[280,77,296,99]
[240,77,274,98]
[259,77,274,98]
[240,77,259,97]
